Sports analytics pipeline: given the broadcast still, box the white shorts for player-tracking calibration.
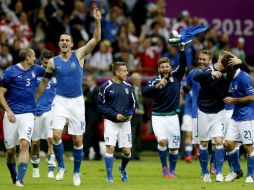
[152,115,180,149]
[181,114,193,132]
[224,109,233,134]
[32,111,53,141]
[192,118,200,144]
[225,119,254,145]
[104,119,132,148]
[197,109,225,141]
[3,112,34,149]
[51,95,85,135]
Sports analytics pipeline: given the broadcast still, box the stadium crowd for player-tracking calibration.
[0,0,248,77]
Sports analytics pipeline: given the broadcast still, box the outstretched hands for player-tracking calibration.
[223,51,242,66]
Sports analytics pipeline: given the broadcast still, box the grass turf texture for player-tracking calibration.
[0,152,252,190]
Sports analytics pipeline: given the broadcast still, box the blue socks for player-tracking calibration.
[169,150,178,172]
[73,146,84,174]
[247,152,254,177]
[158,145,168,168]
[199,145,209,174]
[104,153,114,178]
[7,163,16,182]
[121,153,131,171]
[16,163,27,181]
[215,145,225,175]
[227,148,241,173]
[53,141,65,169]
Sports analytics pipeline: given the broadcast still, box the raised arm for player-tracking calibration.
[174,50,187,80]
[35,58,54,101]
[75,8,101,61]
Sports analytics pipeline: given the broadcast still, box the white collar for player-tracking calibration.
[233,69,241,79]
[16,63,27,71]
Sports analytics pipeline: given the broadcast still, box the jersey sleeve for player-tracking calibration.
[1,68,13,88]
[242,75,254,96]
[186,72,193,86]
[35,65,46,77]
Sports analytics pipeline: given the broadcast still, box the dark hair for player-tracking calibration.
[41,50,53,60]
[157,57,171,66]
[112,62,126,75]
[59,33,73,42]
[18,48,33,62]
[221,53,234,69]
[199,50,212,60]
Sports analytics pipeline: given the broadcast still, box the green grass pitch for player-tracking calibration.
[0,152,252,190]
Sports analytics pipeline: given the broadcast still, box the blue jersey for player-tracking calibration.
[194,65,231,113]
[35,77,57,115]
[54,52,83,98]
[186,68,202,118]
[143,51,186,114]
[231,70,254,121]
[2,64,45,114]
[98,80,135,123]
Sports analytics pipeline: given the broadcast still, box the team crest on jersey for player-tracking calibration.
[71,61,76,69]
[234,84,238,90]
[31,71,36,78]
[125,88,129,94]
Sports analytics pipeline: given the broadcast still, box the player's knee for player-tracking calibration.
[224,141,235,152]
[6,148,16,156]
[106,145,114,154]
[158,140,168,147]
[19,139,29,151]
[53,134,62,142]
[214,137,223,145]
[200,141,208,148]
[244,145,254,154]
[122,149,131,157]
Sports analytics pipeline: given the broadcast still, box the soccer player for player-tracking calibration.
[0,48,45,187]
[31,50,57,178]
[36,8,101,186]
[193,52,242,182]
[143,45,186,178]
[98,62,135,183]
[183,50,214,170]
[223,54,254,183]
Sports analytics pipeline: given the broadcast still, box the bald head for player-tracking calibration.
[131,72,142,86]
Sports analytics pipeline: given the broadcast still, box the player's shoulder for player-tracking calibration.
[100,80,113,89]
[123,81,132,87]
[149,76,160,83]
[239,70,251,80]
[4,64,19,76]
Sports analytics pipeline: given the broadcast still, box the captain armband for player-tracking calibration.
[44,72,53,79]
